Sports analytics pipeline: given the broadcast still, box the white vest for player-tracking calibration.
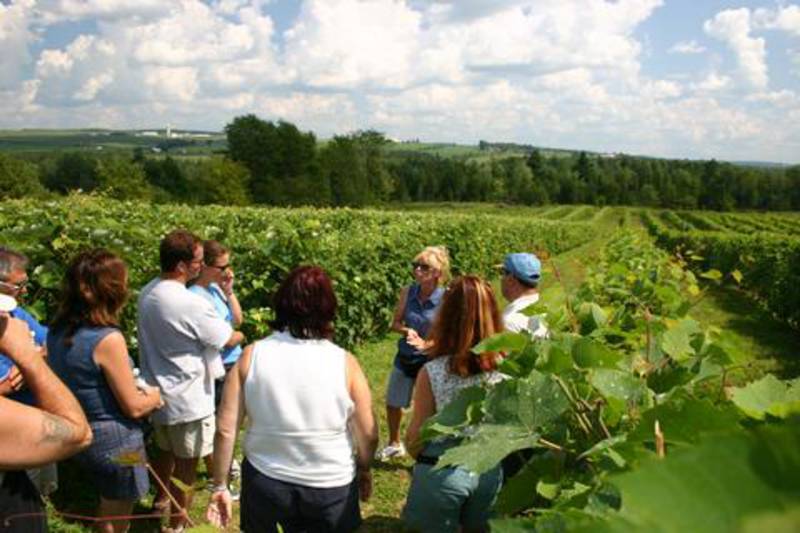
[242,331,355,488]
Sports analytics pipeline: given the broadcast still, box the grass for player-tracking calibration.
[44,206,800,531]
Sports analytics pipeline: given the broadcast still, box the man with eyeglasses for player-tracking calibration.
[0,247,60,497]
[0,247,48,401]
[500,253,548,338]
[138,229,244,532]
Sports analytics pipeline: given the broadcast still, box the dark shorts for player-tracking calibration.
[241,459,361,533]
[75,419,149,501]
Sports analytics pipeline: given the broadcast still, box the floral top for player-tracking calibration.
[425,356,506,412]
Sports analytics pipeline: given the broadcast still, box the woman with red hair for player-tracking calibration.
[403,275,507,532]
[206,266,378,532]
[48,249,163,533]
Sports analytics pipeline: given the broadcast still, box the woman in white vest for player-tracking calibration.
[206,266,378,532]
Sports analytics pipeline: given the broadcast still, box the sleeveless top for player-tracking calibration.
[395,284,444,373]
[242,331,355,488]
[425,356,506,411]
[48,326,130,423]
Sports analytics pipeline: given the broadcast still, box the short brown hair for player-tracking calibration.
[160,229,201,273]
[52,249,128,339]
[203,240,229,266]
[426,276,504,377]
[269,266,337,340]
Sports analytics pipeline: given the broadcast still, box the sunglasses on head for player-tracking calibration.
[412,262,432,272]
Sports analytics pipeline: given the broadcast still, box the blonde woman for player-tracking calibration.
[377,246,450,460]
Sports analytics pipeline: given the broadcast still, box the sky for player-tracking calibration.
[1,0,799,163]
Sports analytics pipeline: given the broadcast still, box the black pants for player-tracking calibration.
[0,471,47,532]
[241,459,361,533]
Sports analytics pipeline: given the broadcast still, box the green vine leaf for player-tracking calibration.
[730,375,800,420]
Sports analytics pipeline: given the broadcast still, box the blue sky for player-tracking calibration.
[1,0,798,163]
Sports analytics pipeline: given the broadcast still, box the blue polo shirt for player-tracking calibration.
[0,306,48,405]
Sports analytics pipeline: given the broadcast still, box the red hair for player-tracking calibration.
[52,249,128,340]
[426,276,504,376]
[269,266,337,340]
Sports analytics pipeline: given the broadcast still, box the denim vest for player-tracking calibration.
[48,326,130,423]
[394,284,444,377]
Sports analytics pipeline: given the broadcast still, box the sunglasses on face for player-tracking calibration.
[209,264,230,272]
[412,262,432,273]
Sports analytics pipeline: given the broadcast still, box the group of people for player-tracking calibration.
[0,232,547,533]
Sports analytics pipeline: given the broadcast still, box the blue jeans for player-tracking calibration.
[403,462,502,532]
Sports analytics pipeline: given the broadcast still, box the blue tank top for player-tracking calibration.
[394,284,444,375]
[47,326,130,423]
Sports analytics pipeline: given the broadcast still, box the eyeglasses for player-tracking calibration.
[412,262,432,273]
[209,264,230,272]
[0,279,28,292]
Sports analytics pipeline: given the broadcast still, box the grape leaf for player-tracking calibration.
[436,424,540,474]
[731,375,800,420]
[572,338,622,369]
[610,424,800,532]
[660,318,700,362]
[474,331,529,355]
[589,369,648,403]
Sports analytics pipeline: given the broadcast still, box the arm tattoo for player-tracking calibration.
[41,413,76,444]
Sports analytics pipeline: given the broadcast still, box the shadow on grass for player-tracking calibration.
[372,460,413,474]
[700,285,800,379]
[48,459,164,533]
[359,513,408,532]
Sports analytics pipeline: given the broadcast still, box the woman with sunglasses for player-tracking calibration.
[403,276,506,532]
[377,246,450,461]
[187,240,244,497]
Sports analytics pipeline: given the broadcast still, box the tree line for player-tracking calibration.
[2,113,799,210]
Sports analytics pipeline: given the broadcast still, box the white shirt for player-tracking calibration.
[502,293,548,338]
[137,278,232,425]
[243,331,355,488]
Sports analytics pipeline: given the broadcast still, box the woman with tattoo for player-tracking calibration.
[0,315,92,532]
[48,250,163,533]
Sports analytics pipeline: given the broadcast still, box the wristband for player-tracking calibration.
[210,483,229,493]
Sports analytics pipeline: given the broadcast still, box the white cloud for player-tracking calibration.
[284,0,422,89]
[669,40,706,54]
[33,0,165,24]
[0,0,36,90]
[704,8,768,89]
[692,72,732,92]
[74,72,113,101]
[0,0,797,162]
[753,5,800,35]
[746,89,797,107]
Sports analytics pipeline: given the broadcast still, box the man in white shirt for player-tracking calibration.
[500,253,548,338]
[138,229,244,531]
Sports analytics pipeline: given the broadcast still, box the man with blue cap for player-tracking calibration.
[500,253,548,338]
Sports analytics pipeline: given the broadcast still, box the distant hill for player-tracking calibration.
[0,128,225,155]
[0,129,793,168]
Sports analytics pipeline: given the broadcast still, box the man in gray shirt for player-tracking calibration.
[138,229,243,531]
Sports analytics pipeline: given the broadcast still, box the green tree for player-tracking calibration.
[44,152,99,192]
[184,158,252,205]
[96,157,153,200]
[0,154,47,199]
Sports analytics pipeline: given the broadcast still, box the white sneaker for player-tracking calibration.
[376,442,406,460]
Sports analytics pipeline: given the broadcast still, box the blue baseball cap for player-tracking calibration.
[503,253,541,285]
